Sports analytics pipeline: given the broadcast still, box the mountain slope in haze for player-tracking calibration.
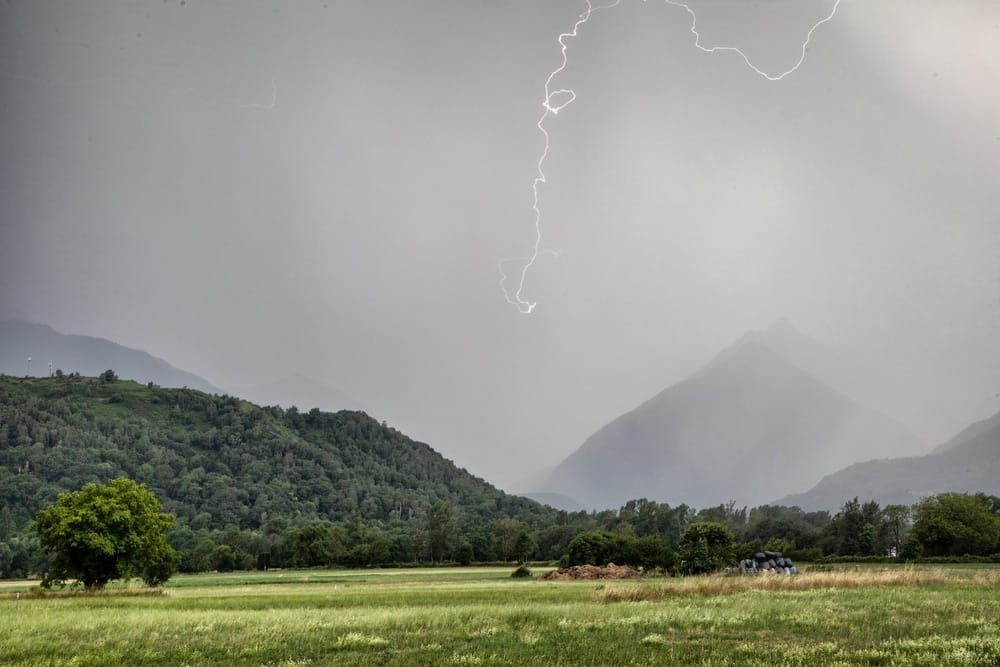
[0,375,548,535]
[0,319,219,394]
[778,409,1000,511]
[931,410,1000,454]
[714,318,938,442]
[228,373,363,413]
[673,318,932,444]
[544,334,925,510]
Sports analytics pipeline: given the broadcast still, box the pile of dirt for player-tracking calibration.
[540,563,640,581]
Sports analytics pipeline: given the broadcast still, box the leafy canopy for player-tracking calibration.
[33,477,177,589]
[910,493,1000,557]
[680,521,735,574]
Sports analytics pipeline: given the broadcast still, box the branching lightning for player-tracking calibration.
[666,0,844,81]
[499,0,843,314]
[499,0,623,315]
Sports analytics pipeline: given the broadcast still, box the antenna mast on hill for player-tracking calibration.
[49,360,53,377]
[26,356,31,376]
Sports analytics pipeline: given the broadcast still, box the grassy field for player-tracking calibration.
[2,565,999,666]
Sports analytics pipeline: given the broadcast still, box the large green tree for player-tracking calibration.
[424,501,457,564]
[875,504,911,557]
[33,477,177,589]
[494,518,530,562]
[679,522,735,574]
[819,498,880,556]
[909,493,1000,557]
[567,531,624,566]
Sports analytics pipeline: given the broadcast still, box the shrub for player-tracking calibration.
[679,522,735,574]
[567,531,675,570]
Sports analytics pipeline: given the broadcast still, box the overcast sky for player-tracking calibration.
[2,1,998,491]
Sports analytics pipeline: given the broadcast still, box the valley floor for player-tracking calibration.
[2,565,999,666]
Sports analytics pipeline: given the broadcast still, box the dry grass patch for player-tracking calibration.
[0,587,166,601]
[596,568,1000,602]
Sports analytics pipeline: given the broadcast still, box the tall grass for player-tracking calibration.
[596,567,1000,602]
[0,587,165,601]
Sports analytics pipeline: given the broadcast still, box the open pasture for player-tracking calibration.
[2,565,999,666]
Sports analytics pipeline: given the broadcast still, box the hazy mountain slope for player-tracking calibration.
[544,338,924,510]
[778,409,1000,511]
[0,375,547,534]
[932,410,1000,454]
[717,318,934,442]
[0,319,219,394]
[228,373,363,413]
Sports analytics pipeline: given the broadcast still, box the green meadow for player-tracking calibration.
[2,565,999,666]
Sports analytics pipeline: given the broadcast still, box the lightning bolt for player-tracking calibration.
[666,0,844,81]
[500,0,844,314]
[498,0,621,315]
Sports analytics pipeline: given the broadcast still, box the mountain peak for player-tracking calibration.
[544,322,925,509]
[699,319,810,379]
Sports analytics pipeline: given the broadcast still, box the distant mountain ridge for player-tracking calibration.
[543,321,925,510]
[0,319,219,394]
[777,408,1000,511]
[932,411,1000,454]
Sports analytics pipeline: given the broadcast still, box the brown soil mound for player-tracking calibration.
[541,563,640,581]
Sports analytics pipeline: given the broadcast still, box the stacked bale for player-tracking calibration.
[738,551,796,575]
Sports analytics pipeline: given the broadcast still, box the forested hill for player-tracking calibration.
[0,375,550,536]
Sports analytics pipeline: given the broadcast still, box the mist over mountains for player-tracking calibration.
[738,318,960,449]
[543,320,927,509]
[779,409,1000,511]
[0,319,219,394]
[2,0,998,502]
[3,316,996,515]
[0,319,366,417]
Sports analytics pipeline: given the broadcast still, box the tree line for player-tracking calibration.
[2,375,998,583]
[9,486,999,584]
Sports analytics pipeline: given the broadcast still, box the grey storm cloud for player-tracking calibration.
[2,0,998,490]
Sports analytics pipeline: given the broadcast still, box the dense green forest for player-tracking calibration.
[0,374,558,573]
[1,375,998,579]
